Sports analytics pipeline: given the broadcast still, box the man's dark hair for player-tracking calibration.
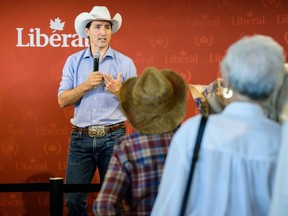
[85,21,113,29]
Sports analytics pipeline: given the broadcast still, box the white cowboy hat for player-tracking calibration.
[74,6,122,38]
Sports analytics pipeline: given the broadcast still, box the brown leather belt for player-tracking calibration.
[72,122,125,137]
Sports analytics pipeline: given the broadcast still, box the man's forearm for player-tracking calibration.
[58,84,89,108]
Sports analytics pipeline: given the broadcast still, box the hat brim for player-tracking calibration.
[120,70,187,134]
[188,78,226,116]
[75,12,122,38]
[188,84,210,116]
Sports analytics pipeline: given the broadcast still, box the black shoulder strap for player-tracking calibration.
[179,115,208,216]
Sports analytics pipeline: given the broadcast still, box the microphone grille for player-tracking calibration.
[93,52,100,59]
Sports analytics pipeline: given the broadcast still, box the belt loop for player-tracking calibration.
[73,125,83,135]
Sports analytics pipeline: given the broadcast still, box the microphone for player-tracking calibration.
[93,52,100,71]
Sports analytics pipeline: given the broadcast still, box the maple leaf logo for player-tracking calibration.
[50,17,65,32]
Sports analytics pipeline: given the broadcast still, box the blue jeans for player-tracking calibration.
[65,127,125,216]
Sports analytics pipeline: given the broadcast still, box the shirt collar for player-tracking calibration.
[223,102,265,118]
[82,46,114,59]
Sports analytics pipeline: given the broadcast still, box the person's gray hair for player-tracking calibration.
[220,35,285,100]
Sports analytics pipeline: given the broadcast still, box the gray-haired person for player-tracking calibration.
[152,35,285,216]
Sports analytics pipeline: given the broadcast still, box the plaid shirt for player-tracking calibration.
[93,131,176,216]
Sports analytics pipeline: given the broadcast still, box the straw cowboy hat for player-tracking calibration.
[74,6,122,38]
[119,67,187,134]
[188,78,227,116]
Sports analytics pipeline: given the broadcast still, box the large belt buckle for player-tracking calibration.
[88,125,106,137]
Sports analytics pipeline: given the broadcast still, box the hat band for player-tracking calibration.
[91,14,112,21]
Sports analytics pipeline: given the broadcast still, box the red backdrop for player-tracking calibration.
[0,0,287,215]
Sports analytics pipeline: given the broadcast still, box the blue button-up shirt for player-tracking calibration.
[58,47,137,127]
